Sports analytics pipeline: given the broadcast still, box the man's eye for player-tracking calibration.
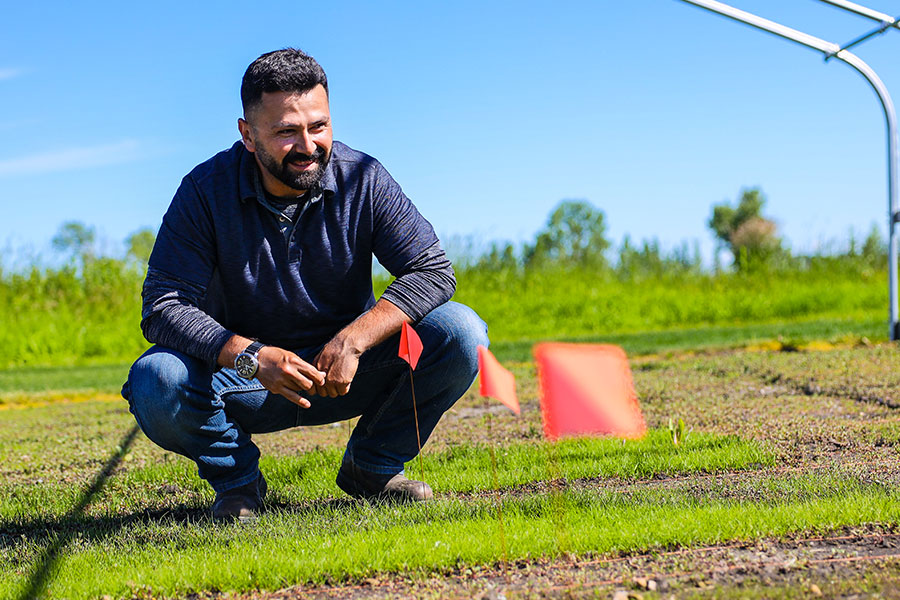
[278,130,294,135]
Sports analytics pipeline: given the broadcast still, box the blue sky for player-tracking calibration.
[2,0,899,265]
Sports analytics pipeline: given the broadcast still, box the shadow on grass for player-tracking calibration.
[21,424,139,600]
[8,422,356,598]
[3,465,362,555]
[17,424,140,600]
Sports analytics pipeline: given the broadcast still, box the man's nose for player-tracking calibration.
[293,131,316,156]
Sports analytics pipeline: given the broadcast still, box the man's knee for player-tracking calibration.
[421,301,489,377]
[126,347,208,450]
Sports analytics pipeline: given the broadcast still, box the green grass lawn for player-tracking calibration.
[2,293,898,597]
[6,487,898,599]
[1,261,888,368]
[9,423,898,600]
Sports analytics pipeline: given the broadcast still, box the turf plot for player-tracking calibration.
[1,343,899,598]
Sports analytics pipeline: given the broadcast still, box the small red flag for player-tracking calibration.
[398,321,423,370]
[478,345,520,415]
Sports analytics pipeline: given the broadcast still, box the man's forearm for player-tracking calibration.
[330,298,411,356]
[216,334,256,368]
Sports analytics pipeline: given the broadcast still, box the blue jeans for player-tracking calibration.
[122,302,488,493]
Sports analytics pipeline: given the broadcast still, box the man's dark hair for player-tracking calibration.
[241,48,328,117]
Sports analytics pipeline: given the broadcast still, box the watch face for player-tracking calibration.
[235,353,258,378]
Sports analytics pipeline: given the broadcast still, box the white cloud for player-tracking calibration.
[0,140,142,177]
[0,68,22,81]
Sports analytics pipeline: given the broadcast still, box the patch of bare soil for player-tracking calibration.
[199,526,900,599]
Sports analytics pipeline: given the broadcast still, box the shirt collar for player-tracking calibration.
[238,142,337,203]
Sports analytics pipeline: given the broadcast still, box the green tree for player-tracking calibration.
[125,227,156,265]
[524,200,610,269]
[477,241,518,271]
[708,187,783,270]
[52,221,96,265]
[861,224,887,269]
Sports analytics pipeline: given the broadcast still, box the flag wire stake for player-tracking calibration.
[408,365,426,490]
[486,409,509,567]
[546,438,570,557]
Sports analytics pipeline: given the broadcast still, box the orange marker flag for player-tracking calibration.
[399,321,426,486]
[398,322,423,370]
[477,345,520,415]
[534,343,645,440]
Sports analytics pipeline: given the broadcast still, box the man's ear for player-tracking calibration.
[238,118,256,152]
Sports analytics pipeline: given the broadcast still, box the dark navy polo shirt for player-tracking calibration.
[142,140,454,365]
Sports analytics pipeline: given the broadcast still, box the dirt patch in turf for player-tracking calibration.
[2,344,898,492]
[194,525,900,599]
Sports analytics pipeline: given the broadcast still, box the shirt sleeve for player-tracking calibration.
[141,176,234,367]
[380,242,456,321]
[140,267,235,367]
[369,162,456,320]
[149,175,218,287]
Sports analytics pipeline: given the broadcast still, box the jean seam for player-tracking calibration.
[348,455,403,475]
[214,468,261,494]
[362,369,407,440]
[217,382,266,396]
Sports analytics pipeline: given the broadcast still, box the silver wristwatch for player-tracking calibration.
[234,341,265,379]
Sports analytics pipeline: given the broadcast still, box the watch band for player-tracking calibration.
[244,341,265,357]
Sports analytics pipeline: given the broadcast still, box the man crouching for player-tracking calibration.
[122,48,488,520]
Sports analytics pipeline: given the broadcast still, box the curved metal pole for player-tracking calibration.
[679,0,900,339]
[836,51,899,339]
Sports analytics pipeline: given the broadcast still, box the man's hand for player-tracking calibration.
[310,299,412,398]
[313,337,361,397]
[255,346,326,408]
[219,335,325,407]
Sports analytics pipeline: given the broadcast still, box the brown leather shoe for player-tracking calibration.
[336,462,432,502]
[211,473,267,521]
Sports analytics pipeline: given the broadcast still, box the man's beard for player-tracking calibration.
[255,143,330,192]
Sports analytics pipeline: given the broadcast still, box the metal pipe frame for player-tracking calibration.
[818,0,900,58]
[817,0,897,26]
[678,0,900,340]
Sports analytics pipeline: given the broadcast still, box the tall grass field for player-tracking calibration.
[0,256,887,368]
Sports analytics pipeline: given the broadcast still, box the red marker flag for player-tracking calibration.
[534,343,645,440]
[398,321,424,370]
[477,345,520,415]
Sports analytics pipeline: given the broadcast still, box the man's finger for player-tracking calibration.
[286,370,315,392]
[294,360,327,386]
[280,387,310,408]
[318,380,336,398]
[325,377,351,397]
